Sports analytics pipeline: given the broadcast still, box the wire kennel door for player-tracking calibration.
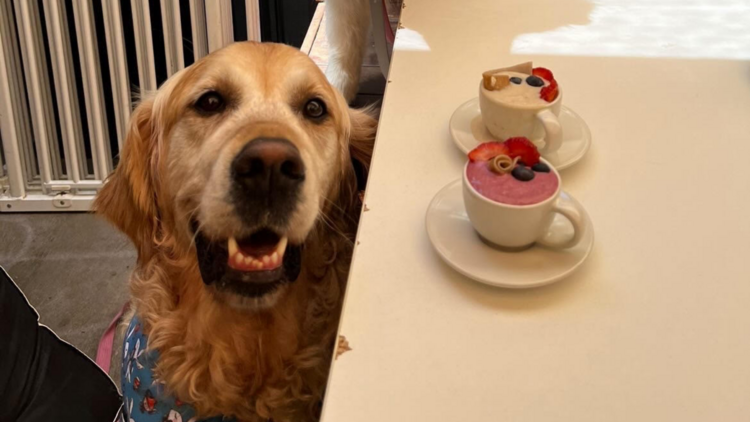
[0,0,260,212]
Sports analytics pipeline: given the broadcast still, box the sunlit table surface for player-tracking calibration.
[321,0,750,420]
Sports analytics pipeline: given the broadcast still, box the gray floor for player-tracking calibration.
[0,213,133,359]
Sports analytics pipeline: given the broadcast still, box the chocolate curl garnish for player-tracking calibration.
[489,154,520,174]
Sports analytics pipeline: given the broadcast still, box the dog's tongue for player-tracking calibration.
[227,233,287,272]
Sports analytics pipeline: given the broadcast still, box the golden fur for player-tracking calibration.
[95,42,376,421]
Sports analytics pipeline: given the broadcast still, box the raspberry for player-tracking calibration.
[504,137,540,166]
[540,79,559,102]
[532,67,555,82]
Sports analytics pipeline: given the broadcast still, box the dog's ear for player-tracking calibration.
[347,106,378,190]
[94,99,159,255]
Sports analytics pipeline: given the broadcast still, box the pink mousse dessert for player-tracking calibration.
[466,138,558,206]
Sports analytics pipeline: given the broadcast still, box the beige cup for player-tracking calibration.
[462,159,585,249]
[479,82,563,155]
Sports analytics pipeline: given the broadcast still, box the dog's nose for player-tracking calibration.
[232,138,305,196]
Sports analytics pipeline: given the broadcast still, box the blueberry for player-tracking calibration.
[510,77,522,84]
[532,162,550,173]
[526,75,544,87]
[512,165,535,181]
[517,161,527,167]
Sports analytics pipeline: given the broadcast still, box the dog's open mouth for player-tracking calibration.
[193,225,302,299]
[228,230,288,272]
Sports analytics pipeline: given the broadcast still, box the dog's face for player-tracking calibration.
[96,43,373,311]
[168,43,353,309]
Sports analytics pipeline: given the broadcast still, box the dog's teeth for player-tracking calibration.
[277,237,288,254]
[228,237,238,256]
[227,235,288,271]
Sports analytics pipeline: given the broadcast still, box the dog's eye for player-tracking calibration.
[195,91,225,114]
[303,99,327,119]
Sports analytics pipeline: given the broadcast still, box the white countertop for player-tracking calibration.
[321,0,750,420]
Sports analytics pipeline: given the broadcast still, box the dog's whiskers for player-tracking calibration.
[316,207,354,246]
[185,206,206,246]
[190,223,207,247]
[322,197,360,226]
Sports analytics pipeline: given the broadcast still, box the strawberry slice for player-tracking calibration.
[468,142,510,162]
[532,67,555,83]
[504,137,540,166]
[540,79,559,102]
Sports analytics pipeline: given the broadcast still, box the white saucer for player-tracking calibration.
[449,97,592,170]
[425,179,594,289]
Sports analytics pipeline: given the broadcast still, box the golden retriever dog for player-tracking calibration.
[325,0,372,102]
[325,0,400,102]
[95,42,376,422]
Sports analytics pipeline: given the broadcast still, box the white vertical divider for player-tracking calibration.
[189,0,209,60]
[14,0,59,189]
[4,17,37,188]
[370,0,391,79]
[42,0,83,184]
[131,0,157,92]
[102,0,131,150]
[245,0,261,41]
[72,0,112,179]
[0,1,29,197]
[205,0,233,53]
[161,0,184,75]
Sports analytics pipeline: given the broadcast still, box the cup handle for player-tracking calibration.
[536,195,586,249]
[536,108,562,154]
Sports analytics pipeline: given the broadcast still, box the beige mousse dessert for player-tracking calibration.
[481,62,559,105]
[478,62,563,151]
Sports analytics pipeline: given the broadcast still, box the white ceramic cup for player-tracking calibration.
[479,81,563,155]
[462,159,585,249]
